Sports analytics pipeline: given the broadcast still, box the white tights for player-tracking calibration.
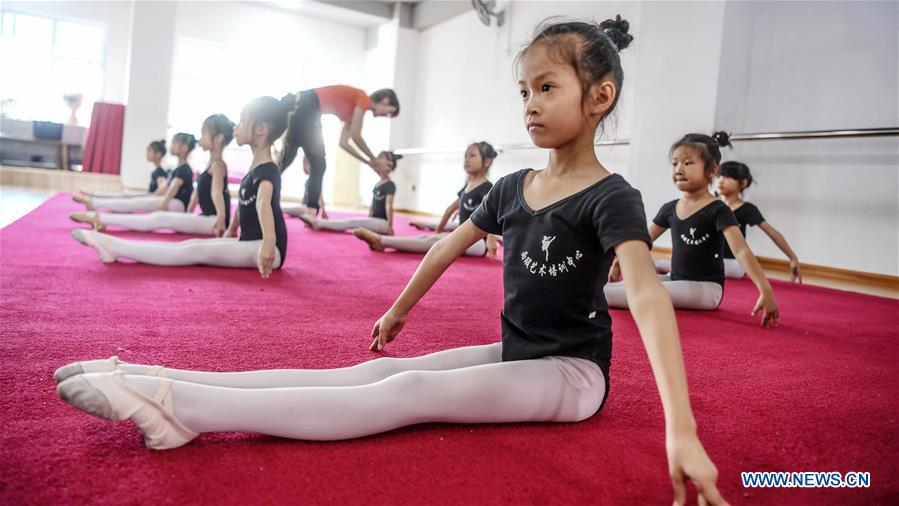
[92,234,281,269]
[118,343,605,441]
[317,217,389,234]
[91,196,184,213]
[654,258,745,279]
[96,212,217,235]
[281,203,309,217]
[408,219,459,232]
[604,274,723,310]
[382,233,486,257]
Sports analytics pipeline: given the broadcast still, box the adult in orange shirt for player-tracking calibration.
[278,85,399,216]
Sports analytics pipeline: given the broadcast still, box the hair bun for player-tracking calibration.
[280,93,297,113]
[598,15,633,52]
[712,130,732,148]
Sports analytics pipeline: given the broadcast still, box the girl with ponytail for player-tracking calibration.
[606,131,780,324]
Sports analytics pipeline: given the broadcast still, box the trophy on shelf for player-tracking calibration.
[63,93,83,126]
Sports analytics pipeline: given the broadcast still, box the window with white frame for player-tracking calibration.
[0,10,105,125]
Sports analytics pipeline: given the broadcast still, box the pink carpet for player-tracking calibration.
[1,193,897,505]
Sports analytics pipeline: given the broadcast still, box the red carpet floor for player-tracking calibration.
[1,194,897,505]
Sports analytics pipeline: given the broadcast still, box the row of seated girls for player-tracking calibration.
[70,123,800,325]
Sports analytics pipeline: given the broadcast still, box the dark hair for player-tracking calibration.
[148,139,166,156]
[469,141,498,171]
[718,160,753,190]
[671,131,732,176]
[516,16,632,121]
[370,89,400,117]
[202,114,235,146]
[246,96,290,146]
[173,132,196,152]
[379,151,403,172]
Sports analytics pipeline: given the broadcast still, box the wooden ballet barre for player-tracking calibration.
[729,127,899,142]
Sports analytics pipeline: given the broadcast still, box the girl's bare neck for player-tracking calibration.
[249,144,273,170]
[681,187,715,203]
[546,133,605,178]
[720,193,742,207]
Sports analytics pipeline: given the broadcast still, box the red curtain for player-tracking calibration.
[82,102,125,174]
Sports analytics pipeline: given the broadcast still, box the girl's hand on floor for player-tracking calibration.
[752,292,779,328]
[212,218,226,237]
[370,311,407,351]
[789,259,802,284]
[386,225,394,236]
[257,240,277,279]
[607,257,622,283]
[667,433,729,506]
[487,242,498,260]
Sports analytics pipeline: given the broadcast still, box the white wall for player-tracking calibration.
[715,1,898,275]
[120,1,177,188]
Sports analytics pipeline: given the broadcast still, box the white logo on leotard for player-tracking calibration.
[680,228,710,246]
[519,235,583,278]
[462,197,478,211]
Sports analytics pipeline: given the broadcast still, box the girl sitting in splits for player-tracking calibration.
[54,17,728,506]
[604,132,780,325]
[281,156,329,219]
[353,142,498,258]
[70,98,288,278]
[77,140,170,199]
[297,151,401,235]
[69,115,234,237]
[73,134,196,213]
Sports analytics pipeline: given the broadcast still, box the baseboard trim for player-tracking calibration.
[1,165,122,192]
[651,246,898,291]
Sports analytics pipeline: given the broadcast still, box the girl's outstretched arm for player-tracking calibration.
[758,222,801,283]
[385,194,395,236]
[723,226,779,327]
[187,190,198,213]
[370,221,487,351]
[210,161,228,237]
[255,180,277,279]
[615,239,729,506]
[153,177,168,195]
[157,179,183,211]
[436,200,460,233]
